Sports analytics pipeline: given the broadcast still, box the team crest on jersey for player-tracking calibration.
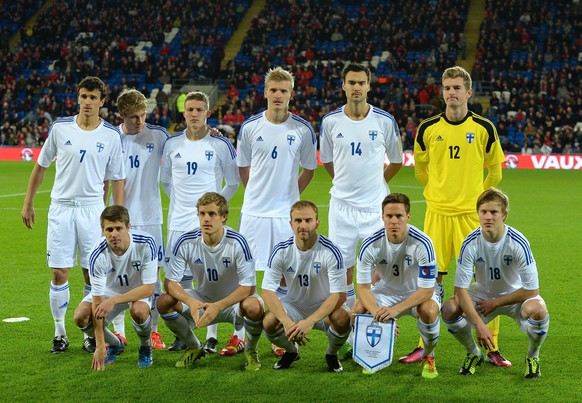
[223,257,231,267]
[146,143,154,153]
[366,321,382,347]
[96,142,105,152]
[466,132,475,144]
[313,262,322,274]
[205,150,214,161]
[503,255,513,265]
[369,130,378,140]
[405,255,412,266]
[287,134,296,145]
[132,261,141,272]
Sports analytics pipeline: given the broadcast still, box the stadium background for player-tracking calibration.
[0,0,581,401]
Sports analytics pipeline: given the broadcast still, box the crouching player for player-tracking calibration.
[262,200,351,372]
[442,188,549,378]
[74,205,157,370]
[353,193,440,378]
[157,192,264,370]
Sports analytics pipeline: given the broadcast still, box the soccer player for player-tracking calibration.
[442,188,549,378]
[161,91,239,353]
[107,89,170,350]
[157,192,264,371]
[21,76,125,353]
[73,205,157,370]
[262,200,350,372]
[237,66,317,357]
[320,62,403,312]
[404,65,508,366]
[353,193,440,378]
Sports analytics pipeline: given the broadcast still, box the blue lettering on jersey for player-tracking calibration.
[96,142,104,152]
[287,134,296,145]
[466,133,475,144]
[205,150,214,161]
[369,130,378,140]
[147,143,154,153]
[503,255,513,265]
[314,262,321,274]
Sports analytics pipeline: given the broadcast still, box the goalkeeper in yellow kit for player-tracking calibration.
[402,66,510,367]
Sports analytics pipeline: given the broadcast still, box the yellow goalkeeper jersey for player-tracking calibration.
[414,111,506,216]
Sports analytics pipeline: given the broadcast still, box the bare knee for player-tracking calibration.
[156,293,178,315]
[441,298,460,321]
[130,302,151,323]
[329,308,351,334]
[51,268,70,285]
[73,302,92,327]
[240,297,263,322]
[262,312,281,334]
[417,300,440,323]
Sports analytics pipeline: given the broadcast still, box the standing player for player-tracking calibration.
[405,66,507,366]
[320,62,403,313]
[107,89,170,350]
[353,193,440,378]
[22,76,125,353]
[73,205,157,370]
[157,192,264,370]
[161,91,239,353]
[442,188,549,378]
[237,66,317,357]
[262,201,350,372]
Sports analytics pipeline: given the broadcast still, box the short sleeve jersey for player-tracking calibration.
[88,230,157,296]
[118,123,169,225]
[165,226,255,302]
[414,111,506,215]
[38,116,125,202]
[262,234,346,312]
[357,225,437,295]
[161,131,238,232]
[455,225,539,298]
[237,112,317,217]
[320,105,403,210]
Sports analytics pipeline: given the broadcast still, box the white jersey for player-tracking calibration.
[118,123,169,225]
[263,234,346,312]
[237,112,317,217]
[88,230,158,296]
[161,131,239,232]
[38,116,125,203]
[320,105,403,210]
[165,226,255,302]
[455,225,539,298]
[358,225,437,296]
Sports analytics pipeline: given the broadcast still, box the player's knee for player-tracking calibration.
[240,298,263,321]
[441,298,459,320]
[523,300,548,321]
[156,293,174,314]
[262,312,279,333]
[418,300,440,323]
[51,268,69,285]
[130,302,150,323]
[330,309,351,333]
[73,303,90,327]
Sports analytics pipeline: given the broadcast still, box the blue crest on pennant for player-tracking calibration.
[466,132,475,144]
[314,262,321,274]
[503,255,512,265]
[287,134,296,145]
[205,150,214,161]
[146,143,154,153]
[366,322,382,347]
[96,142,104,152]
[369,130,378,140]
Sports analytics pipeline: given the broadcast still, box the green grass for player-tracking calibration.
[1,161,580,402]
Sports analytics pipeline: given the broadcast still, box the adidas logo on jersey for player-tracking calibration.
[194,258,203,264]
[436,135,444,141]
[257,136,264,142]
[336,133,344,138]
[379,259,388,264]
[108,267,116,273]
[476,257,485,263]
[175,153,182,158]
[64,140,72,145]
[286,266,295,273]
